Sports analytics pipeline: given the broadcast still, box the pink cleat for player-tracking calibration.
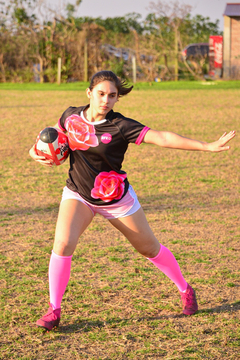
[180,284,198,315]
[36,303,61,330]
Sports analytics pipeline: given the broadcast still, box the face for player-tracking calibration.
[87,81,119,119]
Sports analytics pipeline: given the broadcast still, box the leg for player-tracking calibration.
[109,207,198,315]
[109,207,187,290]
[109,206,160,258]
[54,198,94,256]
[50,199,94,306]
[36,199,94,330]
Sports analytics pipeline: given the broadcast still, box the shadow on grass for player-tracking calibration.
[58,313,184,334]
[0,190,213,217]
[1,175,237,218]
[52,301,240,334]
[0,204,59,217]
[36,315,180,334]
[198,300,240,315]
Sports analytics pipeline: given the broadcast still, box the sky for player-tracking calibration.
[50,0,240,30]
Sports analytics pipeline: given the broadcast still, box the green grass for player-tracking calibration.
[0,85,239,359]
[0,79,240,91]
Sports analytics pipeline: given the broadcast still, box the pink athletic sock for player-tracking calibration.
[148,244,188,292]
[48,250,72,309]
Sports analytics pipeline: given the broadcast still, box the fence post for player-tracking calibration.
[57,57,61,85]
[84,38,88,82]
[132,55,136,83]
[174,27,178,81]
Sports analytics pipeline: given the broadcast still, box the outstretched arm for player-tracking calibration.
[143,129,236,152]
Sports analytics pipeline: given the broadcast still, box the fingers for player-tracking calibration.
[29,144,54,166]
[210,131,236,152]
[228,130,236,138]
[221,130,236,144]
[219,130,235,141]
[36,159,54,167]
[220,131,236,151]
[219,132,227,140]
[225,130,236,137]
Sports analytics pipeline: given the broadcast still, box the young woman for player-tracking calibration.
[29,70,235,331]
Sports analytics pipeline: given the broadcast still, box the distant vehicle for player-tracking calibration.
[182,43,209,60]
[101,44,129,61]
[101,44,153,63]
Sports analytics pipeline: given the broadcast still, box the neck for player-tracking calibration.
[85,107,106,122]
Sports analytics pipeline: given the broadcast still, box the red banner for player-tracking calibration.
[209,35,223,69]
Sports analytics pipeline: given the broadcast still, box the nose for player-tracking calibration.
[103,95,109,104]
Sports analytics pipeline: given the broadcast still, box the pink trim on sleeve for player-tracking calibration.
[58,118,65,131]
[135,126,150,145]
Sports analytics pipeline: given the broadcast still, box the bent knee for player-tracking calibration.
[138,243,160,259]
[53,239,76,256]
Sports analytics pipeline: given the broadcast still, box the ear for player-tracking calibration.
[86,88,91,99]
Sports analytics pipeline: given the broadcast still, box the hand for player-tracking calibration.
[207,131,236,152]
[29,144,54,167]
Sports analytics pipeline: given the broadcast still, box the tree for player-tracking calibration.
[0,0,223,83]
[181,14,222,44]
[149,0,192,81]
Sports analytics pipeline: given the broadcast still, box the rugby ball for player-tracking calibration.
[35,127,69,165]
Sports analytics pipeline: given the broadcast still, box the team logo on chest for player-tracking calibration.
[101,133,112,144]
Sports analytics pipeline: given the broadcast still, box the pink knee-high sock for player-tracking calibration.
[49,250,72,309]
[148,244,188,292]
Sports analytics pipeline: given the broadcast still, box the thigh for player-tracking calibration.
[109,207,160,258]
[53,199,94,256]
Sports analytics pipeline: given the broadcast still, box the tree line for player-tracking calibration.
[0,0,222,83]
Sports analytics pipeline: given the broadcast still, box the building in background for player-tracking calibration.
[223,3,240,79]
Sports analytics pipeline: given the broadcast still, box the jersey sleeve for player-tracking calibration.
[58,107,78,131]
[116,116,150,145]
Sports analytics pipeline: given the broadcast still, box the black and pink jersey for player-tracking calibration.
[58,105,150,206]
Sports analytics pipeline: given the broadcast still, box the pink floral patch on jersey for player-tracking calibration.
[91,171,127,202]
[65,114,99,151]
[101,133,112,144]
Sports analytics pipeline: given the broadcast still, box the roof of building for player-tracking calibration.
[223,3,240,16]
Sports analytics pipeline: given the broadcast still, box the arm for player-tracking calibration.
[143,129,236,152]
[29,123,62,167]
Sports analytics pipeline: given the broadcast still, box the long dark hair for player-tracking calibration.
[89,71,133,97]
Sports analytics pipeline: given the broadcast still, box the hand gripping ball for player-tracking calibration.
[35,127,69,165]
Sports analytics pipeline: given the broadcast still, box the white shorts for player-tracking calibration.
[61,185,141,219]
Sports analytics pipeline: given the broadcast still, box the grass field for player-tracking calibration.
[0,83,239,359]
[0,79,240,91]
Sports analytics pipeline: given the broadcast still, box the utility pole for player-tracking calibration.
[84,38,88,82]
[132,55,137,83]
[174,27,178,81]
[57,57,61,85]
